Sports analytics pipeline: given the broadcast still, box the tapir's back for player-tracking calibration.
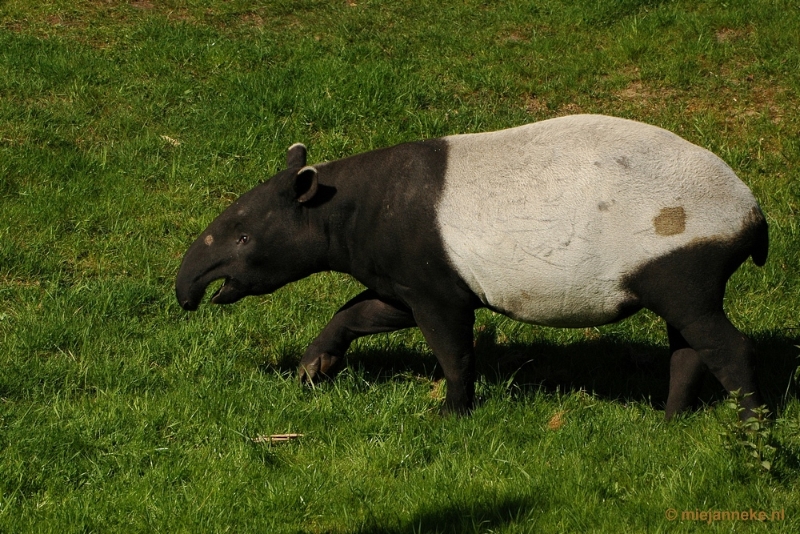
[435,114,761,327]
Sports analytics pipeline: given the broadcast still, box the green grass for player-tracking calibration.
[1,0,799,532]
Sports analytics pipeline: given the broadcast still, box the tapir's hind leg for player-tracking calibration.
[665,324,708,420]
[629,239,763,421]
[674,311,762,421]
[298,289,416,383]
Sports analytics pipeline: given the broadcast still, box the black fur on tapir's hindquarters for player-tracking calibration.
[176,116,769,421]
[623,208,768,420]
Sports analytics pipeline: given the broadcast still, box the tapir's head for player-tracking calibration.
[176,143,326,311]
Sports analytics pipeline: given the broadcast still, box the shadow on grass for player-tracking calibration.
[268,326,800,416]
[348,493,545,534]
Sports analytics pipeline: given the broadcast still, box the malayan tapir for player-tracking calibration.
[176,114,768,421]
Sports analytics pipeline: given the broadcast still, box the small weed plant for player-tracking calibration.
[720,392,776,472]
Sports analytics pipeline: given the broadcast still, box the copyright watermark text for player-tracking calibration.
[665,508,785,524]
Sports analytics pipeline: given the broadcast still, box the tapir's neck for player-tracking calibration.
[302,139,451,293]
[305,162,360,275]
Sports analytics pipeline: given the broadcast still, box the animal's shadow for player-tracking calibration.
[276,327,799,414]
[348,493,545,534]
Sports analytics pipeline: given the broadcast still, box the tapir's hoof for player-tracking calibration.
[439,399,474,417]
[298,352,341,384]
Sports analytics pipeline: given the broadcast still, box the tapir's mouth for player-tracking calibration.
[177,260,250,311]
[209,278,229,303]
[208,277,245,305]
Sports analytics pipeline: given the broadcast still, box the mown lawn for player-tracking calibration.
[1,1,798,532]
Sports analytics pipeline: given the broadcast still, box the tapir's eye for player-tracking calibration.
[237,235,249,245]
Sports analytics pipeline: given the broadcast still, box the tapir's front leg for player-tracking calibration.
[298,289,416,383]
[409,301,477,415]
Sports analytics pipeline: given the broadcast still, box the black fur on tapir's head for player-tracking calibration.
[176,143,328,311]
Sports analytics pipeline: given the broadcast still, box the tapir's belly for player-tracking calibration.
[437,197,641,327]
[439,225,635,327]
[435,115,759,327]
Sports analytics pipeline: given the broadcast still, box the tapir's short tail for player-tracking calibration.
[750,207,769,267]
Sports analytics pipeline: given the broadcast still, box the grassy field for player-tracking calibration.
[1,0,799,532]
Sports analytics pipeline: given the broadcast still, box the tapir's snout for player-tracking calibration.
[175,236,223,312]
[176,236,249,311]
[178,293,199,311]
[175,270,206,311]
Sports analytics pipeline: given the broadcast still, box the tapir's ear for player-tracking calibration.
[294,166,319,203]
[286,143,307,169]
